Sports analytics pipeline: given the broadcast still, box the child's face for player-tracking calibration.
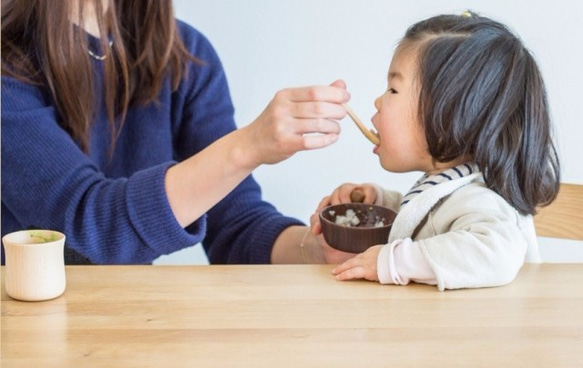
[371,46,434,174]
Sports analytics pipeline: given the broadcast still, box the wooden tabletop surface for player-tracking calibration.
[2,264,583,367]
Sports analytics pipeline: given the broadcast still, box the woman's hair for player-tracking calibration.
[400,11,560,215]
[1,0,196,153]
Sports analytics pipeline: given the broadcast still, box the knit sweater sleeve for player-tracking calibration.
[1,77,201,264]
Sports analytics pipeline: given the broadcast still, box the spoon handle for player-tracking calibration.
[343,104,381,146]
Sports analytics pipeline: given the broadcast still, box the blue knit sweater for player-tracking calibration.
[1,21,302,265]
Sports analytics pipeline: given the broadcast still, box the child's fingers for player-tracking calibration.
[316,195,332,213]
[357,185,379,204]
[331,257,360,275]
[332,247,380,281]
[327,183,357,205]
[334,266,366,281]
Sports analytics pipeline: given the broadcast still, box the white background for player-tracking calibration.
[155,0,583,264]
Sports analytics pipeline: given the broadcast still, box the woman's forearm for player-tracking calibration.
[166,82,348,228]
[270,225,327,264]
[165,128,257,228]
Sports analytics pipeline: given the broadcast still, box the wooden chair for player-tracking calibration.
[534,183,583,240]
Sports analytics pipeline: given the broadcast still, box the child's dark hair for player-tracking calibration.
[401,11,560,215]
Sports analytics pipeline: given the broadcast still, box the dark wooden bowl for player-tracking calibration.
[319,203,397,253]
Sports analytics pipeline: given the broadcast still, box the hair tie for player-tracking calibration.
[461,10,472,18]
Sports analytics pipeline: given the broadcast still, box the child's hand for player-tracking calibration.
[311,183,378,234]
[331,245,382,281]
[323,183,378,207]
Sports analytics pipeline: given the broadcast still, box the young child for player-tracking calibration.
[314,11,561,290]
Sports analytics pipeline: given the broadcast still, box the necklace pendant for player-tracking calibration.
[88,40,113,61]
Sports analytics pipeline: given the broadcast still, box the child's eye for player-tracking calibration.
[387,88,398,94]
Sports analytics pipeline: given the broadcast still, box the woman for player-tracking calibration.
[1,0,349,264]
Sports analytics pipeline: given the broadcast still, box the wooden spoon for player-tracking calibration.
[343,104,380,146]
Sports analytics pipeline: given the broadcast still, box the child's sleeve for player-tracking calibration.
[371,184,403,212]
[377,238,437,286]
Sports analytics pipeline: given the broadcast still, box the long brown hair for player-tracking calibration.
[400,12,560,215]
[1,0,196,152]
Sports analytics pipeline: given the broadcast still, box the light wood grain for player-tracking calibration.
[534,183,583,240]
[2,264,583,367]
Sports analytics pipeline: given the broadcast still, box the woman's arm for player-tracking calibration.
[1,76,192,264]
[166,81,349,228]
[173,24,350,264]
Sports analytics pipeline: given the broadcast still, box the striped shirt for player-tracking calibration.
[400,162,481,208]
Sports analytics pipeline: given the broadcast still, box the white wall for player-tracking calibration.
[154,0,583,265]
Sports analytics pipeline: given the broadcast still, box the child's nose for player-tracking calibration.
[374,97,381,111]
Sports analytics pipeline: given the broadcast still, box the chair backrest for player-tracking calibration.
[534,183,583,240]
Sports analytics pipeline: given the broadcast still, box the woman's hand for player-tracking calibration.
[306,216,356,264]
[331,245,382,281]
[239,80,350,169]
[166,80,349,227]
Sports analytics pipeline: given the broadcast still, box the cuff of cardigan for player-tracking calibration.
[126,162,205,258]
[377,242,395,284]
[377,239,410,285]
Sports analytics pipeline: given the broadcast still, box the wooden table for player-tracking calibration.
[2,264,582,367]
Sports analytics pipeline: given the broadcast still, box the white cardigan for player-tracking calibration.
[377,174,540,290]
